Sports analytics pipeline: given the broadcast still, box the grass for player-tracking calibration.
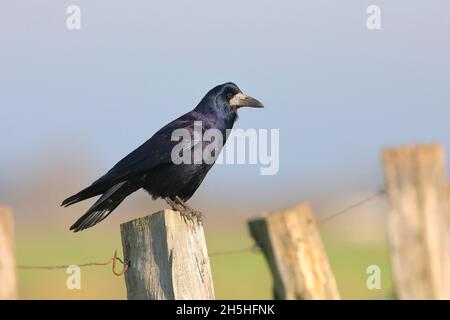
[15,225,393,299]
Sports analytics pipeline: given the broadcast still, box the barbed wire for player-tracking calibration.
[16,189,385,273]
[17,250,128,276]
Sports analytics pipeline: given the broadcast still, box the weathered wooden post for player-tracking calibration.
[248,203,340,300]
[120,209,215,300]
[383,144,450,299]
[0,207,18,300]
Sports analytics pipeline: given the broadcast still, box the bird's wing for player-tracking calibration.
[61,112,202,207]
[93,114,201,186]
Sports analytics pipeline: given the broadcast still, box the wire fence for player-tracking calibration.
[209,188,385,257]
[17,250,128,276]
[16,189,386,276]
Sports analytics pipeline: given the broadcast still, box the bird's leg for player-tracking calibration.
[164,196,203,223]
[174,196,204,222]
[164,197,186,214]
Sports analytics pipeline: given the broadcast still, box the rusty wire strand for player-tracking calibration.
[17,249,128,276]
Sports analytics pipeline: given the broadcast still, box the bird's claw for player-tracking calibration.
[165,197,203,224]
[180,207,203,224]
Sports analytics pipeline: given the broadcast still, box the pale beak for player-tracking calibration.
[229,92,264,109]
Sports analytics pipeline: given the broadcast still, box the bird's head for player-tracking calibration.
[196,82,264,120]
[218,82,264,112]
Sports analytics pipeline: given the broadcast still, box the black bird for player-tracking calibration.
[62,82,263,232]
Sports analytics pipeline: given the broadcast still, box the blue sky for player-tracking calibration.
[1,1,449,213]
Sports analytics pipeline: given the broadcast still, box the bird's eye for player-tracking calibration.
[227,92,234,100]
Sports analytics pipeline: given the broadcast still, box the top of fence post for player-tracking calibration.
[120,209,215,300]
[248,203,340,300]
[383,144,450,299]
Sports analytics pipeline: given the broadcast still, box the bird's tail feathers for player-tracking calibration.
[61,182,111,207]
[70,182,132,232]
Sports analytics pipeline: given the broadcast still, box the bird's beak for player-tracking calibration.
[229,92,264,109]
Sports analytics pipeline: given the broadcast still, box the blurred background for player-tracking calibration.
[1,1,449,299]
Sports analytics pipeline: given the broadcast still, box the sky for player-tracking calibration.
[1,1,450,220]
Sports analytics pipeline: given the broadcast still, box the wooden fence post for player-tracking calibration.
[0,207,18,300]
[120,209,215,300]
[382,144,450,299]
[248,203,340,300]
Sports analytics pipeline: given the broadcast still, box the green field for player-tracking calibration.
[15,222,393,300]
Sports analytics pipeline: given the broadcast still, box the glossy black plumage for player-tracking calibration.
[62,82,262,232]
